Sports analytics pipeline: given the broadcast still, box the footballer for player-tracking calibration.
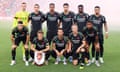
[10,21,29,66]
[51,28,69,65]
[82,21,100,67]
[74,4,89,32]
[30,30,50,65]
[89,6,108,63]
[45,3,60,45]
[68,24,86,68]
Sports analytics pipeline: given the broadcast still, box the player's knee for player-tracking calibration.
[12,45,17,50]
[24,45,28,49]
[95,47,100,51]
[80,48,85,52]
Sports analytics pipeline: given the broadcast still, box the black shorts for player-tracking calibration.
[47,31,57,44]
[56,47,65,52]
[30,31,37,42]
[15,37,26,46]
[86,37,95,45]
[71,47,79,60]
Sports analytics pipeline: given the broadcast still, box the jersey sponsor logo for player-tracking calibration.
[56,42,65,47]
[87,32,95,37]
[63,16,72,22]
[37,43,45,48]
[92,19,101,24]
[48,16,57,21]
[32,16,41,21]
[77,17,86,22]
[72,39,80,44]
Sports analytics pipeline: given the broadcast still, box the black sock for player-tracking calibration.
[25,49,29,61]
[86,52,90,60]
[12,49,16,60]
[30,50,34,59]
[92,45,95,58]
[96,51,99,60]
[100,44,104,57]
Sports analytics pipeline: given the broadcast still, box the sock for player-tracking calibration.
[96,51,99,60]
[25,49,29,61]
[100,44,104,57]
[92,45,95,58]
[12,49,16,60]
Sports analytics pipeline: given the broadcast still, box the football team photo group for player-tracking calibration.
[9,2,109,70]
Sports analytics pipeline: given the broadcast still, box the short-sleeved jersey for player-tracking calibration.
[28,11,45,31]
[13,11,29,28]
[52,36,69,49]
[88,14,107,34]
[60,11,75,32]
[12,26,29,38]
[82,26,98,39]
[74,13,89,32]
[45,12,60,32]
[32,37,49,50]
[69,32,84,50]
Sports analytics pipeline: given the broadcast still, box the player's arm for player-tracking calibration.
[41,13,46,23]
[25,34,29,45]
[68,40,72,53]
[76,39,86,53]
[25,28,29,44]
[41,45,50,52]
[58,13,62,28]
[31,44,37,52]
[11,29,16,44]
[41,39,50,52]
[28,13,32,22]
[103,16,108,39]
[11,35,15,45]
[52,43,60,54]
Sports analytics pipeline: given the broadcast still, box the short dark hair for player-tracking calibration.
[37,30,43,34]
[58,28,63,31]
[21,2,26,4]
[63,3,69,6]
[49,3,55,6]
[72,24,78,27]
[95,6,100,9]
[34,4,40,7]
[18,21,23,24]
[78,4,83,8]
[87,21,93,24]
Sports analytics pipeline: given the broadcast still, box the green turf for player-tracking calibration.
[0,20,120,72]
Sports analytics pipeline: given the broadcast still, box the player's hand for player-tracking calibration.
[24,44,28,48]
[67,48,71,53]
[105,33,109,39]
[56,51,60,56]
[60,50,64,56]
[76,48,80,53]
[38,51,43,54]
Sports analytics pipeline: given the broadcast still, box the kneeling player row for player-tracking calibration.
[10,21,101,68]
